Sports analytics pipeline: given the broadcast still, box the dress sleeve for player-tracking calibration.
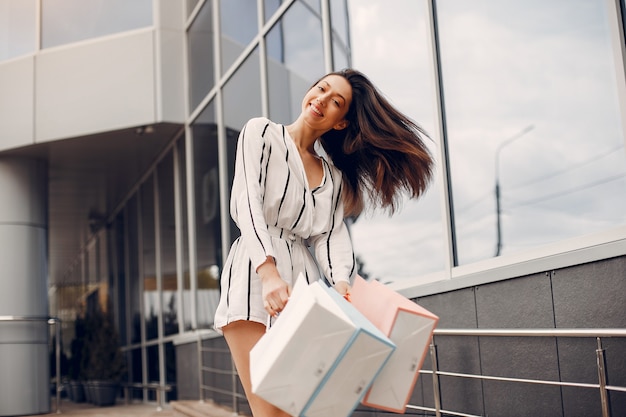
[230,118,276,271]
[310,169,356,286]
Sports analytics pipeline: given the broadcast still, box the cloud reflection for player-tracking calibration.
[347,0,626,283]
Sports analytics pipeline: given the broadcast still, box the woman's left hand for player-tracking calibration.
[334,281,351,296]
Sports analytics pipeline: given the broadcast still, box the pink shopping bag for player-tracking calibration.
[349,275,439,413]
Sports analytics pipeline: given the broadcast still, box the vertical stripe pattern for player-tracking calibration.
[214,117,356,332]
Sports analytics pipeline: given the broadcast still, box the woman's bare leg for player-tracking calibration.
[222,320,291,417]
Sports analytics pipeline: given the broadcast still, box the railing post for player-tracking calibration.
[156,388,163,412]
[596,337,611,417]
[56,318,61,414]
[430,342,442,417]
[48,318,62,414]
[198,333,204,402]
[231,358,238,414]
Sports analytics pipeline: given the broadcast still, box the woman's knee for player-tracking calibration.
[222,320,266,349]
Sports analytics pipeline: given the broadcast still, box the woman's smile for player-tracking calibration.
[309,102,323,117]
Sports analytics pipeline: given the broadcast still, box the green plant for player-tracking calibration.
[81,307,126,382]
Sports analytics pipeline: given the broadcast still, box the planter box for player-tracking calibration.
[84,381,93,403]
[90,380,120,406]
[69,381,85,403]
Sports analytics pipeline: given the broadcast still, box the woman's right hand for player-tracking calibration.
[257,257,291,317]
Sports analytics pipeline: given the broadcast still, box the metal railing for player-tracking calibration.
[196,328,626,417]
[122,382,173,411]
[0,315,62,414]
[412,328,626,417]
[197,333,246,414]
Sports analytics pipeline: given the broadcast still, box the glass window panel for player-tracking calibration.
[165,342,176,401]
[111,212,128,345]
[223,48,262,130]
[267,33,305,124]
[147,345,159,389]
[330,0,349,46]
[141,177,158,341]
[0,0,36,61]
[332,40,349,71]
[158,153,178,337]
[347,0,444,283]
[42,0,152,48]
[438,0,626,265]
[282,1,324,82]
[330,0,351,71]
[220,0,258,74]
[301,0,320,15]
[127,196,142,344]
[266,3,324,123]
[264,0,283,23]
[128,348,143,400]
[188,0,215,112]
[191,100,222,329]
[265,19,283,64]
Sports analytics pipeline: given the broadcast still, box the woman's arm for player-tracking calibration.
[231,118,277,271]
[256,256,290,315]
[231,118,290,314]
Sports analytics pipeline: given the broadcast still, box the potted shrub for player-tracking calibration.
[81,306,126,406]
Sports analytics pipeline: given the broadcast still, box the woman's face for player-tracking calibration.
[301,74,353,132]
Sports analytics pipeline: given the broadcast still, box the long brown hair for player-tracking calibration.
[318,68,434,216]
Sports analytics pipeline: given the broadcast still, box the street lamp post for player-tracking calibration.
[495,125,534,256]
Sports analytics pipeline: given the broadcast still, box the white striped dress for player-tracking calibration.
[214,117,356,331]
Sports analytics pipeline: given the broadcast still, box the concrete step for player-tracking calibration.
[171,400,247,417]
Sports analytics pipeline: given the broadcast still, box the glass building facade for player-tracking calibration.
[347,0,626,286]
[0,0,624,414]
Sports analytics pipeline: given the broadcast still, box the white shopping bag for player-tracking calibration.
[250,276,395,417]
[301,281,396,417]
[350,275,439,413]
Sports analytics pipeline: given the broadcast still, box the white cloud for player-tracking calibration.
[346,0,626,282]
[347,0,434,128]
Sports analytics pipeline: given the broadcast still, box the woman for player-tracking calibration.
[214,68,434,417]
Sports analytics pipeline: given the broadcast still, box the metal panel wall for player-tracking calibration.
[0,158,49,416]
[35,30,156,143]
[0,56,35,151]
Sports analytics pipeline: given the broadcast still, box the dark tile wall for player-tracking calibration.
[419,288,484,416]
[474,273,563,416]
[551,257,626,328]
[174,341,199,400]
[411,256,626,417]
[175,336,251,415]
[551,257,626,416]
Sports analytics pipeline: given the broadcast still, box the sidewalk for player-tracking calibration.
[33,399,173,417]
[32,398,239,417]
